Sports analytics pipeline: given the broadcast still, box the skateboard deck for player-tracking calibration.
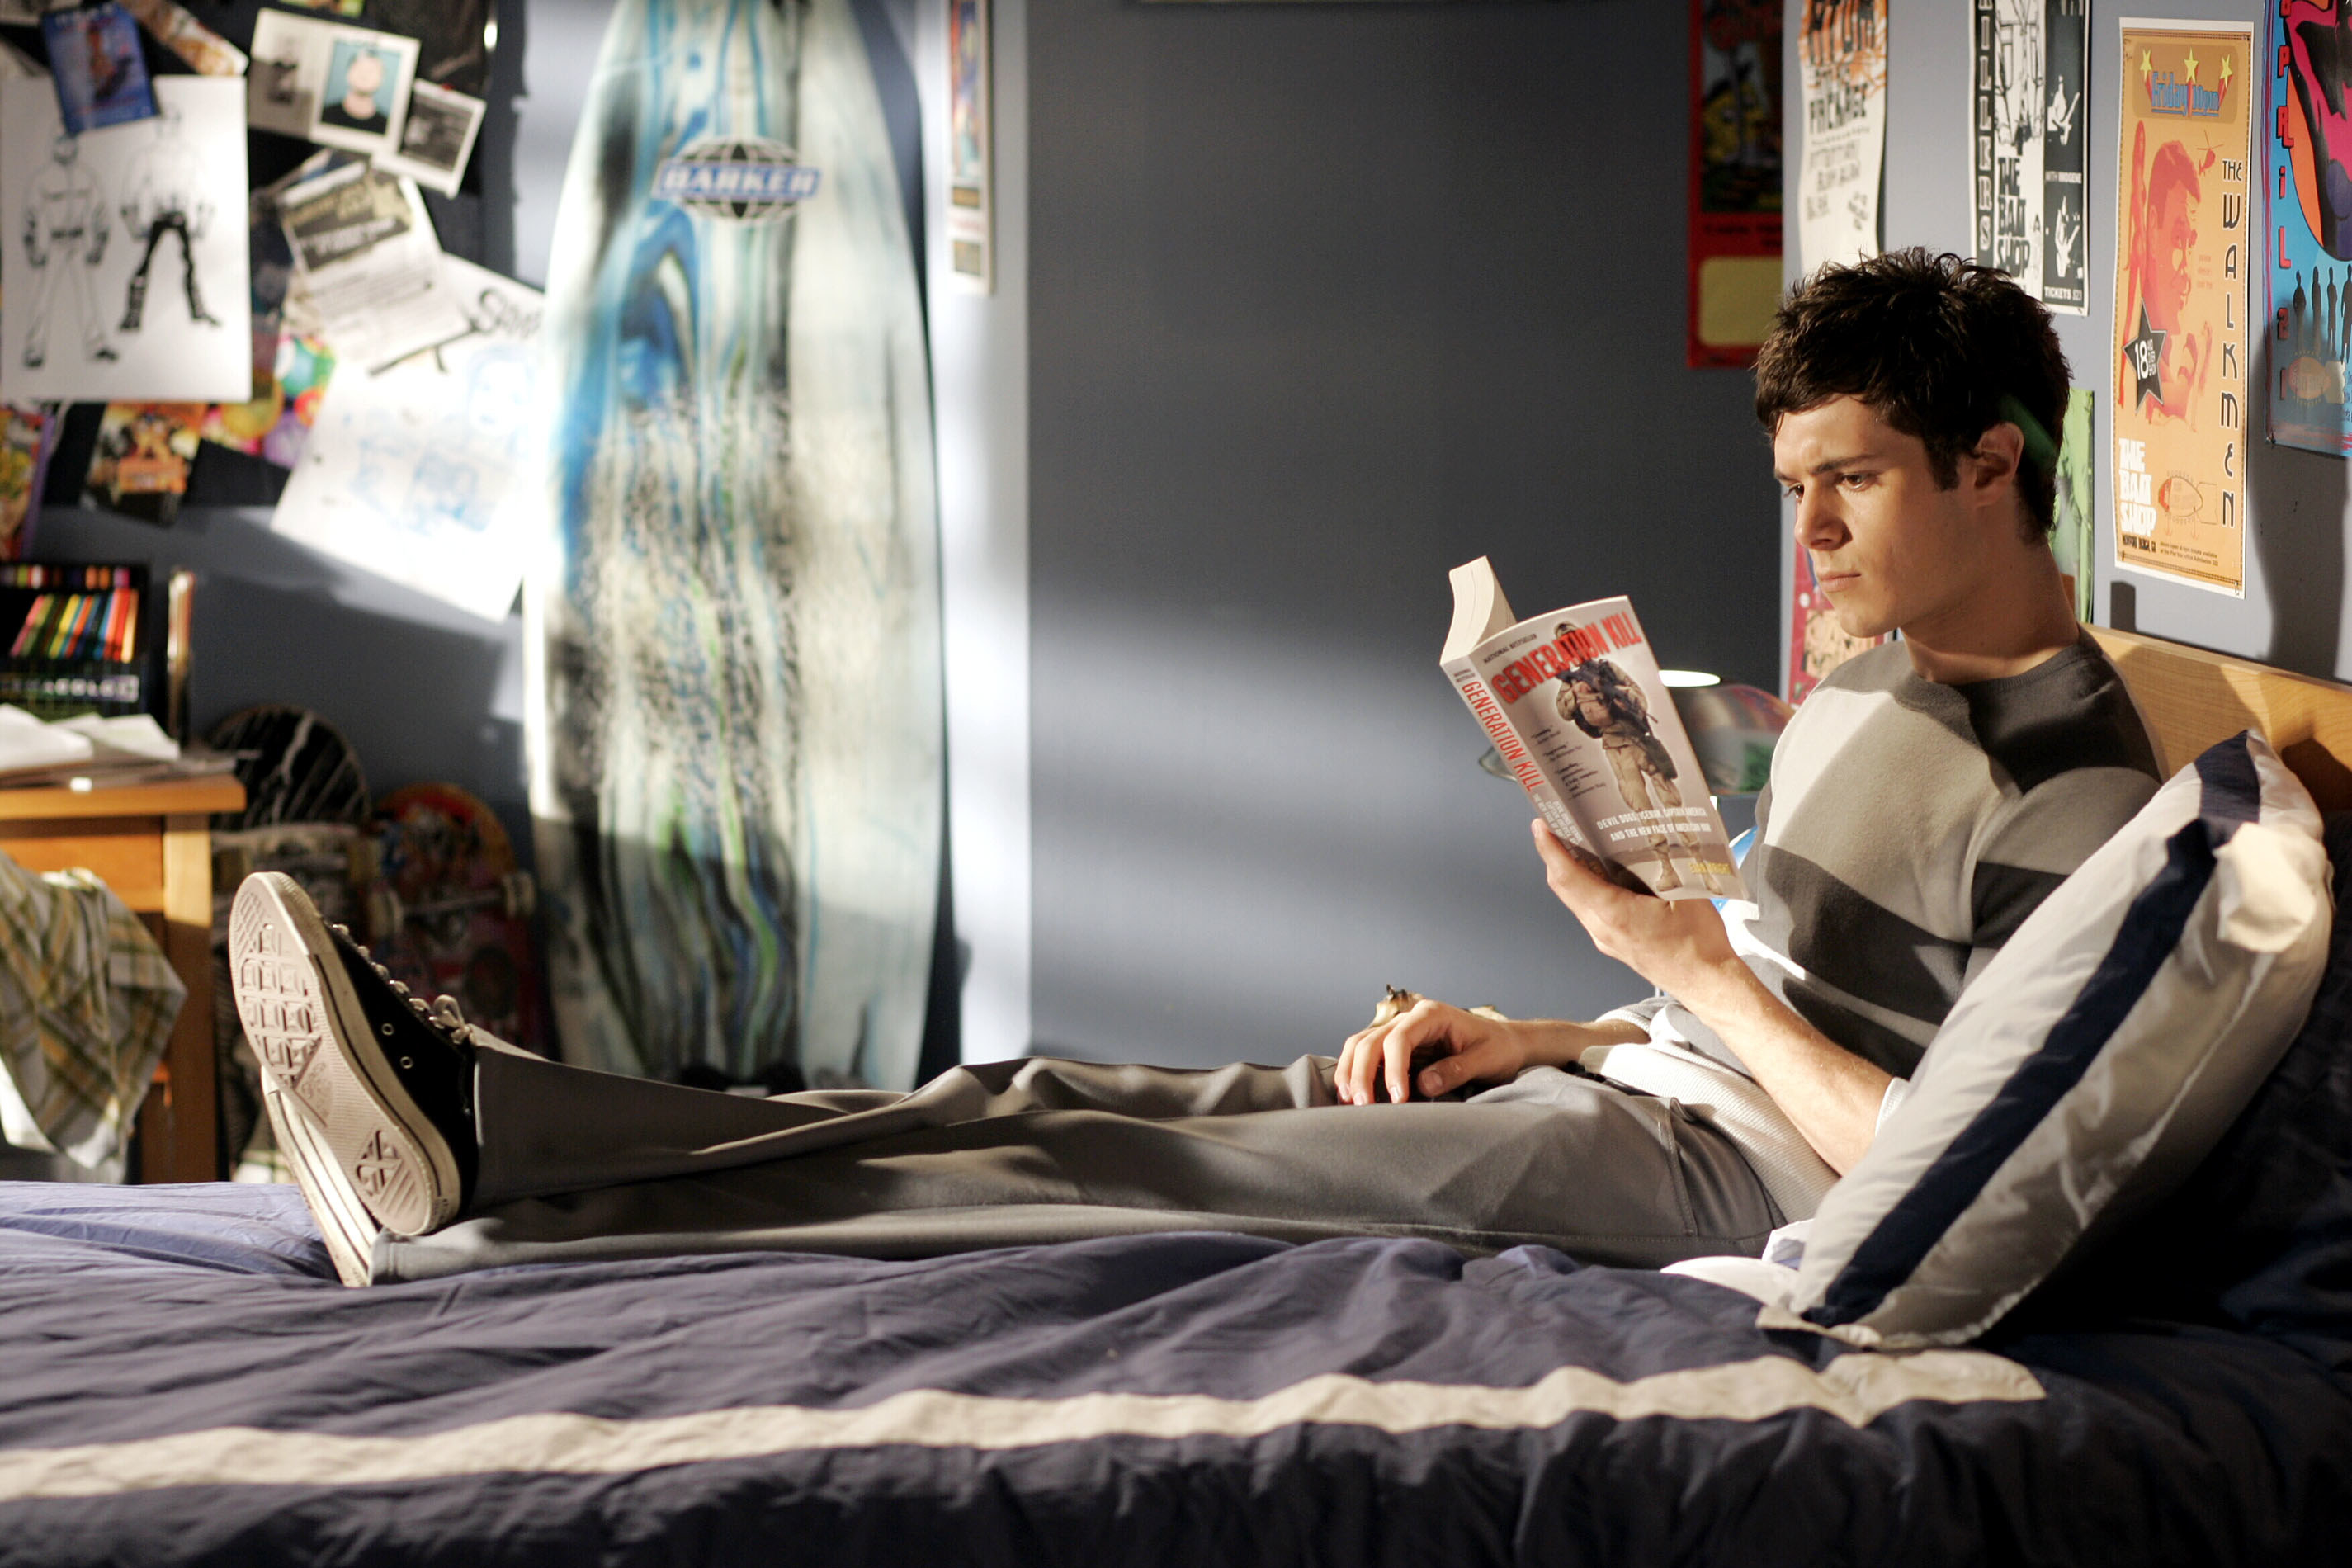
[205,703,371,831]
[368,782,546,1054]
[526,0,941,1088]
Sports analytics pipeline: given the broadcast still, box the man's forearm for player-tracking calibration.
[1668,962,1889,1174]
[1514,1015,1647,1071]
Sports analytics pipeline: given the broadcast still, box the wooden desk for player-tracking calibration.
[0,774,246,1182]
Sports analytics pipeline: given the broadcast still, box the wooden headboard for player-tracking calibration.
[2090,626,2352,811]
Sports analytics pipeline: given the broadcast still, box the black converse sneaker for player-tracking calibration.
[229,871,479,1240]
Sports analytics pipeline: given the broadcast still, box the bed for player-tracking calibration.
[3,626,2351,1566]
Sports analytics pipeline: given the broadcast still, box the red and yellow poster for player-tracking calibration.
[2112,21,2253,598]
[1688,0,1782,367]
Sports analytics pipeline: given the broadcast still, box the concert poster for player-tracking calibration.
[947,0,993,294]
[2265,3,2352,458]
[2112,20,2254,599]
[1797,0,1886,271]
[1786,532,1882,705]
[1970,2,2088,314]
[1688,0,1783,368]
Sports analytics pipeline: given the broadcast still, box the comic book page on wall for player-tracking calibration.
[1688,0,1782,367]
[1786,531,1881,703]
[946,0,991,293]
[2266,3,2352,457]
[2053,385,2096,621]
[1971,2,2088,314]
[2113,20,2253,599]
[1798,0,1885,270]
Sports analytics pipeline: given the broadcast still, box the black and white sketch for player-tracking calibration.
[0,76,249,404]
[17,132,116,372]
[116,102,222,334]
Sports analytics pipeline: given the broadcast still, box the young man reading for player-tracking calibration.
[234,250,2162,1287]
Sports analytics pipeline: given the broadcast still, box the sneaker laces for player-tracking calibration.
[330,923,474,1050]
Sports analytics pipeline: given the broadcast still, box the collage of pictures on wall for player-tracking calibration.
[1781,3,2349,704]
[0,0,525,622]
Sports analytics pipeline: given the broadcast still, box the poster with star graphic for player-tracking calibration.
[2265,3,2352,458]
[2112,19,2253,598]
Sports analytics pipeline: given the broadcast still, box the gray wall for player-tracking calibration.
[1797,0,2352,687]
[919,0,1034,1065]
[1024,0,1781,1065]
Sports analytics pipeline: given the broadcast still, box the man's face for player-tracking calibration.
[2149,183,2196,328]
[1773,395,2000,643]
[346,52,385,97]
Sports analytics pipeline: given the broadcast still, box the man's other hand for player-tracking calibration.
[1335,995,1528,1105]
[1529,819,1738,1004]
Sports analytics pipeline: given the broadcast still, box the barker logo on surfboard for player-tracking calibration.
[653,136,820,222]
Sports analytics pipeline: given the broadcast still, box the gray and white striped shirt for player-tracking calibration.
[1594,637,2164,1213]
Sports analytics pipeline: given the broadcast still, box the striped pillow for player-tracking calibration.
[1780,731,2332,1348]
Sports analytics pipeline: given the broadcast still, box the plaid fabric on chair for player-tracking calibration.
[0,848,184,1175]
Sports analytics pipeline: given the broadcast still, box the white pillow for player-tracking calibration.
[1778,730,2332,1348]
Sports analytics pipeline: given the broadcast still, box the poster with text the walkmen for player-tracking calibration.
[2112,19,2252,599]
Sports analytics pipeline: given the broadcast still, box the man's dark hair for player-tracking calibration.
[1754,248,2071,537]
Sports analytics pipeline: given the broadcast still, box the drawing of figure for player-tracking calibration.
[2119,128,2208,420]
[117,105,220,334]
[1558,656,1729,896]
[19,134,115,370]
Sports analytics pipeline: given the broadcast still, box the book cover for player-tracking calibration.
[1442,558,1744,902]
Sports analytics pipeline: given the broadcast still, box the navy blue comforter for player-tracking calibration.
[0,1180,2345,1566]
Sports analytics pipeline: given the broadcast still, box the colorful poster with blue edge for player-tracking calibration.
[2267,3,2352,457]
[41,3,155,136]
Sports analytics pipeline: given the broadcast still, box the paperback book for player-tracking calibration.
[1440,557,1744,901]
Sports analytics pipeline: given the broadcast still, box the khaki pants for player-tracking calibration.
[1602,738,1687,860]
[372,1046,1783,1282]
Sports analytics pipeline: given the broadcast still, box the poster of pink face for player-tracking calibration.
[2269,2,2352,456]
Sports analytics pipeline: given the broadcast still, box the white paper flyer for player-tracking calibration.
[1798,0,1887,271]
[271,257,543,621]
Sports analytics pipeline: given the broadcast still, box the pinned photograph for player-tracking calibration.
[201,332,333,469]
[41,2,156,135]
[946,0,992,291]
[0,404,59,558]
[0,75,253,404]
[319,38,399,136]
[82,402,203,527]
[274,257,544,620]
[379,79,486,197]
[120,0,248,79]
[246,10,417,157]
[276,159,466,371]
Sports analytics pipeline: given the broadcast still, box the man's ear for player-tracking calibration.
[1971,422,2025,498]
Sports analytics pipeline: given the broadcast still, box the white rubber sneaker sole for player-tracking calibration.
[257,1079,378,1288]
[229,871,460,1239]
